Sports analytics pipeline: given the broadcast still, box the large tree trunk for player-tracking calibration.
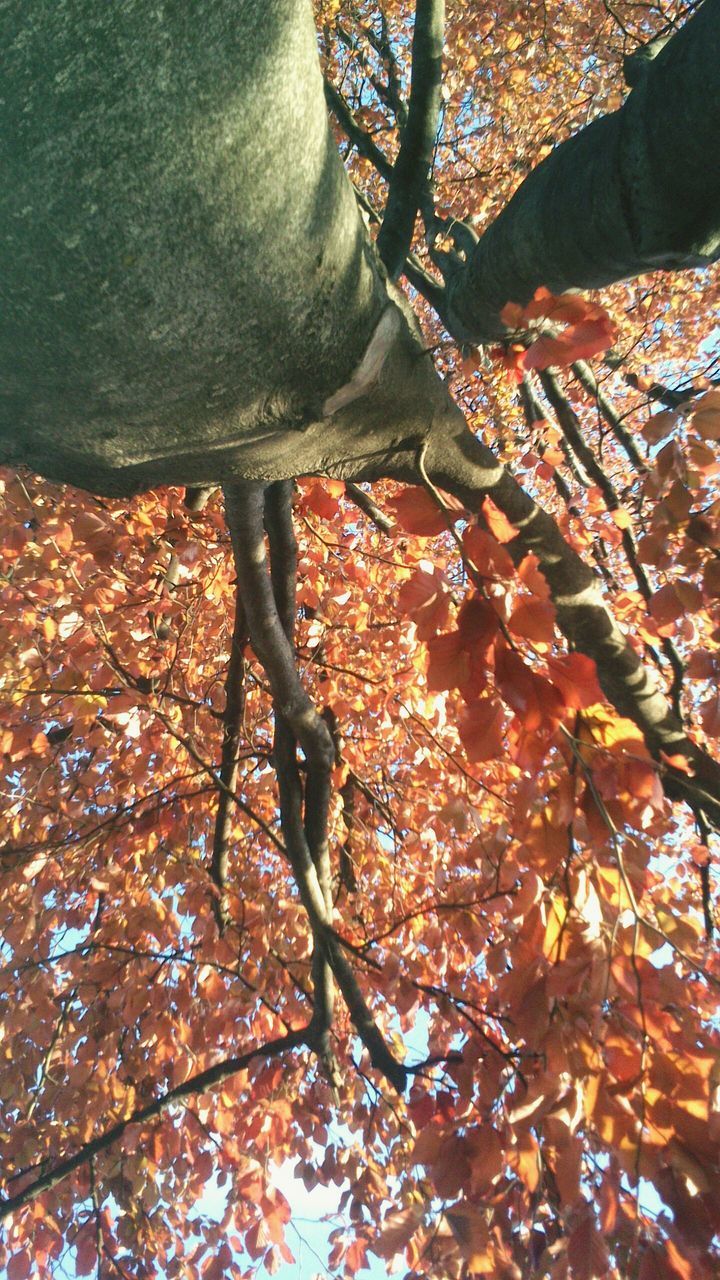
[2,5,719,828]
[4,2,718,495]
[0,0,455,493]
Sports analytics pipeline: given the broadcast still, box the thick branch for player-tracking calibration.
[376,0,445,279]
[537,367,685,710]
[443,0,720,341]
[421,418,720,828]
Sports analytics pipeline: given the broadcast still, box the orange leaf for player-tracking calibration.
[691,389,720,440]
[481,496,517,543]
[508,597,556,644]
[445,1202,492,1271]
[546,653,604,710]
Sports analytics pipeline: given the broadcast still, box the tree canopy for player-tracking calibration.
[1,2,720,1278]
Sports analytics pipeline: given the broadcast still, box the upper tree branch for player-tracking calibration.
[420,418,720,829]
[441,0,720,341]
[376,0,445,279]
[537,367,685,712]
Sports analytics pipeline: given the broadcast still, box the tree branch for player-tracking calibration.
[323,78,394,181]
[537,367,686,712]
[442,0,720,341]
[209,586,248,931]
[224,482,407,1092]
[263,481,337,1087]
[345,481,395,533]
[0,1030,306,1221]
[420,418,720,828]
[376,0,445,279]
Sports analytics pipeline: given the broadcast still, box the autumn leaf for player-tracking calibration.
[691,389,720,440]
[567,1210,610,1278]
[546,653,604,709]
[389,486,464,535]
[501,288,616,370]
[458,695,506,760]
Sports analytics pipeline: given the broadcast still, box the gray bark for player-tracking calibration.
[0,0,454,494]
[1,1,718,492]
[444,0,720,341]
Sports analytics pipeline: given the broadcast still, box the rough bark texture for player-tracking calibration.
[2,1,718,492]
[1,0,426,492]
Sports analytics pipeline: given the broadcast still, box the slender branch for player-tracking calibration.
[571,361,647,472]
[622,369,720,409]
[224,482,407,1092]
[345,481,395,533]
[152,706,285,854]
[0,1030,306,1221]
[323,78,394,180]
[376,0,445,279]
[209,586,248,931]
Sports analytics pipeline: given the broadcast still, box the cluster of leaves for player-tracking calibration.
[2,1,720,1279]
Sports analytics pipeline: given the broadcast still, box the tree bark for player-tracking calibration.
[444,0,720,340]
[2,1,718,492]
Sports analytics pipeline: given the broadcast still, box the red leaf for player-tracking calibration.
[546,653,604,710]
[458,695,506,761]
[426,630,470,692]
[567,1211,609,1279]
[389,487,463,536]
[523,316,615,369]
[463,526,515,579]
[398,568,451,639]
[495,646,565,732]
[303,479,344,520]
[508,597,556,644]
[7,1253,32,1280]
[458,596,500,650]
[500,288,616,369]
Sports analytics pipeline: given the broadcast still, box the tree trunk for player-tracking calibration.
[4,2,718,495]
[0,0,442,493]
